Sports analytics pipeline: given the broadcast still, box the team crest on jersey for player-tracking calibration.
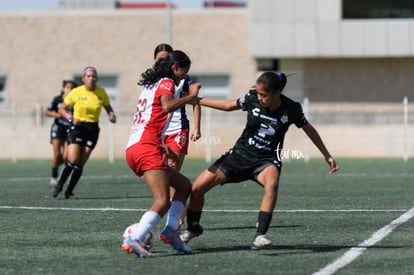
[239,96,245,105]
[79,95,88,103]
[280,113,288,123]
[159,80,174,91]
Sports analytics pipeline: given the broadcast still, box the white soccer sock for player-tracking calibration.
[165,200,184,230]
[131,211,161,241]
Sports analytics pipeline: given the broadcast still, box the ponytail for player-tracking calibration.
[256,72,287,93]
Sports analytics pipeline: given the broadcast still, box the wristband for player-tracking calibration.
[109,112,116,117]
[65,113,73,122]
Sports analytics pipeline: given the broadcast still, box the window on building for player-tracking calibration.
[190,74,230,99]
[74,74,119,106]
[343,0,414,19]
[257,59,280,71]
[0,76,7,107]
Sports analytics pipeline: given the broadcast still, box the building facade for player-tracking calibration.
[0,0,413,160]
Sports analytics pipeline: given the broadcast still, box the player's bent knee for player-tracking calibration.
[191,186,206,198]
[152,199,171,215]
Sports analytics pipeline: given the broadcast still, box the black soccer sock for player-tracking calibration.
[65,165,83,195]
[52,167,58,178]
[186,209,202,229]
[57,162,74,188]
[255,211,273,237]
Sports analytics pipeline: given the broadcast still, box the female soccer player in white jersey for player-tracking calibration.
[181,72,339,250]
[153,43,201,171]
[153,43,202,229]
[123,50,200,258]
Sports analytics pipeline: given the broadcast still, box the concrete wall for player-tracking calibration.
[250,0,414,57]
[250,0,414,104]
[0,9,258,160]
[0,7,413,161]
[0,9,255,113]
[302,58,414,102]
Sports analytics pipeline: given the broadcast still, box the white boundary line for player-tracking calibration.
[2,205,412,274]
[312,206,414,275]
[334,173,414,177]
[5,174,133,182]
[3,172,414,183]
[0,205,408,213]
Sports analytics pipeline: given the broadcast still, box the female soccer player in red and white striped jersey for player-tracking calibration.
[123,50,200,258]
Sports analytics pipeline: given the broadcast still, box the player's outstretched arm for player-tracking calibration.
[302,123,339,174]
[161,93,197,113]
[161,82,200,113]
[191,103,202,142]
[198,98,240,112]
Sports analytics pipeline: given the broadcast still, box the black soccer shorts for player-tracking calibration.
[213,150,282,184]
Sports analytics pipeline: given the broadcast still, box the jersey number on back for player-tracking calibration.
[133,98,147,124]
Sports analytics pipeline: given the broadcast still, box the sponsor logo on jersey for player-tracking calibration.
[280,113,288,124]
[252,107,260,117]
[159,80,174,91]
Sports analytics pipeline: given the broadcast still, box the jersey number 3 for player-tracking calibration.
[258,123,275,138]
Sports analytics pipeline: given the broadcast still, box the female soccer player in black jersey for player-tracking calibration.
[44,80,77,185]
[181,72,339,249]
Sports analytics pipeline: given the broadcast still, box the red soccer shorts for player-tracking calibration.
[126,141,169,177]
[163,129,189,154]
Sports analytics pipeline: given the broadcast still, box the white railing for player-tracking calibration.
[0,98,412,162]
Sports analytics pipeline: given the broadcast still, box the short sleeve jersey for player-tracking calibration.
[64,85,110,123]
[126,78,175,149]
[163,76,191,135]
[47,94,72,127]
[233,89,308,160]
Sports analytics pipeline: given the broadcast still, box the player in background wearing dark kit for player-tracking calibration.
[123,51,200,258]
[51,66,117,199]
[180,72,339,249]
[44,80,77,186]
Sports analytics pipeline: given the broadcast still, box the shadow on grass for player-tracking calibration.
[206,224,303,231]
[192,244,404,256]
[190,244,346,255]
[52,195,153,200]
[264,244,406,256]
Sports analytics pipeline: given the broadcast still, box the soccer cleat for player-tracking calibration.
[121,242,132,253]
[180,224,203,244]
[251,235,272,250]
[50,177,58,186]
[124,236,153,258]
[51,186,62,198]
[65,193,78,200]
[121,240,134,253]
[159,226,192,254]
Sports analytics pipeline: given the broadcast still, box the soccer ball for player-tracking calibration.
[122,223,153,251]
